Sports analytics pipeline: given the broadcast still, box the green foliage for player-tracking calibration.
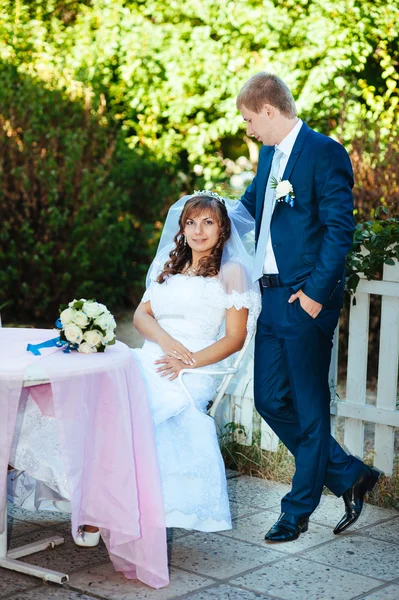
[1,0,398,177]
[0,62,182,319]
[0,0,398,319]
[346,209,399,295]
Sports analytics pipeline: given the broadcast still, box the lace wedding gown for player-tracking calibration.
[9,271,259,532]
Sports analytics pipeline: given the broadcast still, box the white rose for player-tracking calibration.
[60,307,75,326]
[68,298,86,308]
[83,329,103,347]
[94,313,112,331]
[78,341,97,354]
[83,301,104,319]
[64,323,83,345]
[276,180,293,199]
[104,328,115,343]
[73,310,90,328]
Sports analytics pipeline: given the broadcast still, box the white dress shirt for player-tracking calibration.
[263,119,303,274]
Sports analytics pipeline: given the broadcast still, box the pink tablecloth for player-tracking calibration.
[0,328,169,589]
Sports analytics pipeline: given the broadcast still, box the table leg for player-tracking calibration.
[0,500,69,584]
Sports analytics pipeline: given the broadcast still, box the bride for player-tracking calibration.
[131,191,260,533]
[8,190,260,546]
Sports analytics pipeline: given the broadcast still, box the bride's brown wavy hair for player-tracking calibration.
[157,195,231,283]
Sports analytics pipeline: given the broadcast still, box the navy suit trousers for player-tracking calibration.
[254,287,366,517]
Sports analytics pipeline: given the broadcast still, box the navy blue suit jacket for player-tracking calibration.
[241,122,354,309]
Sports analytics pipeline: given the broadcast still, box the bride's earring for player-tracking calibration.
[183,235,187,245]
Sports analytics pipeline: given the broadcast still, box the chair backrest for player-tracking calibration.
[208,329,254,417]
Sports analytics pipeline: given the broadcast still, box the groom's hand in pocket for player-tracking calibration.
[288,289,323,319]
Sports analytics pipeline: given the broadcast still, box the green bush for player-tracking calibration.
[0,64,182,320]
[1,0,398,321]
[346,209,399,295]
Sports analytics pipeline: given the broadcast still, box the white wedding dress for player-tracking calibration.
[9,270,259,532]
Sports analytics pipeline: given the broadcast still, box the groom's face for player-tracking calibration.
[240,104,277,146]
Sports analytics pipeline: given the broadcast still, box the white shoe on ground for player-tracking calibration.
[73,526,100,547]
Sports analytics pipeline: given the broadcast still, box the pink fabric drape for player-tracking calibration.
[0,328,169,589]
[0,328,60,527]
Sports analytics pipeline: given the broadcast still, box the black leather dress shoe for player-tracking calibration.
[265,513,309,543]
[334,467,381,535]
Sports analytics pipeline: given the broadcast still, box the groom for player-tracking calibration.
[237,73,379,542]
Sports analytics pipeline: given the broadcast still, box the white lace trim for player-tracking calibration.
[141,287,151,303]
[224,289,261,336]
[141,276,261,338]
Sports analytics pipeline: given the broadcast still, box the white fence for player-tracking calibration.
[214,260,399,476]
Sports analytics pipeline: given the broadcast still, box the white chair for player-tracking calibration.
[177,331,254,418]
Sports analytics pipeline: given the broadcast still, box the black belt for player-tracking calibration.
[260,274,284,288]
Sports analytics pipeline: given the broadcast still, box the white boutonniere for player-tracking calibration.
[270,177,295,207]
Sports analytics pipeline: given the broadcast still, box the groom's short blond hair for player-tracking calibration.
[236,73,297,118]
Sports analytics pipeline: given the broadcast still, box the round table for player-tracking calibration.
[0,327,169,589]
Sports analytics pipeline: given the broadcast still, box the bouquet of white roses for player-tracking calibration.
[56,299,116,354]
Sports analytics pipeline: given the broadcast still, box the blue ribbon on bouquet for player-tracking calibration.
[26,319,71,356]
[279,193,295,208]
[26,336,66,356]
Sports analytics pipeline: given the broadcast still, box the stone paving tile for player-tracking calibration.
[169,532,282,580]
[361,584,399,599]
[7,514,41,539]
[3,477,398,600]
[226,469,241,480]
[69,563,213,600]
[218,510,335,553]
[357,516,399,545]
[229,501,265,521]
[185,583,274,599]
[167,528,194,543]
[230,556,380,600]
[8,523,68,550]
[227,476,290,510]
[303,535,399,581]
[7,528,110,574]
[0,569,39,599]
[7,502,70,528]
[308,494,399,532]
[6,587,99,599]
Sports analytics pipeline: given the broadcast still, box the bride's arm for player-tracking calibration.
[133,301,195,365]
[155,306,248,379]
[192,306,248,367]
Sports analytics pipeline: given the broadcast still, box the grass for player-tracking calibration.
[220,422,399,511]
[220,422,295,484]
[366,464,399,510]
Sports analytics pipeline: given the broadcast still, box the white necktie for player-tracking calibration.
[252,148,284,282]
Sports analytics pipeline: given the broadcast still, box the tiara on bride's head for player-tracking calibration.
[191,190,225,205]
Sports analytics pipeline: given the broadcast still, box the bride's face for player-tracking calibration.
[183,211,221,255]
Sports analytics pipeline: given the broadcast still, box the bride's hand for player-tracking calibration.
[154,356,193,381]
[158,334,195,366]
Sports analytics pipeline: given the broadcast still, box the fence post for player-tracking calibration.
[344,290,370,459]
[373,261,399,475]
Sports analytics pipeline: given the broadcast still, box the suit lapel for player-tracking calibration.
[255,147,273,238]
[281,121,311,182]
[255,123,311,238]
